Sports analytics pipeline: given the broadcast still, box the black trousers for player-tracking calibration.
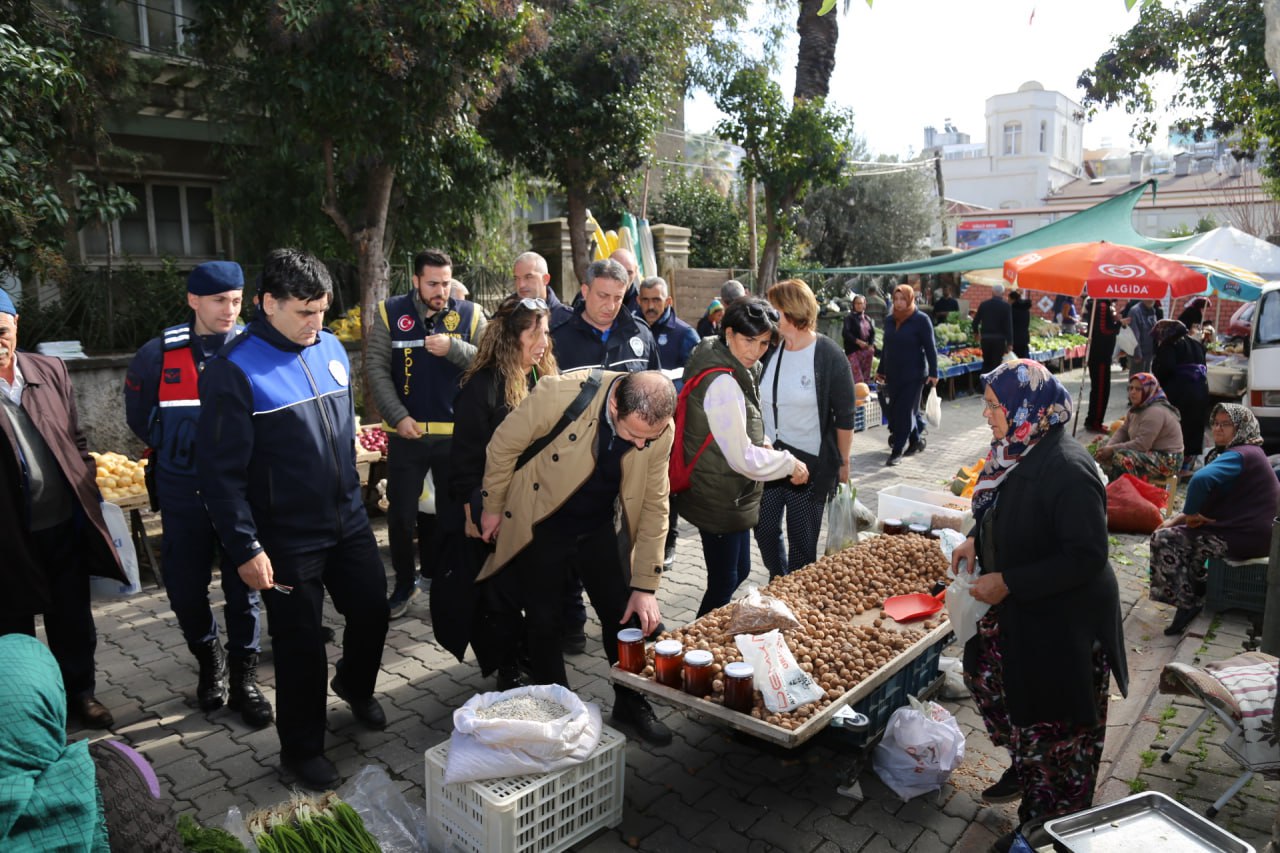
[491,524,635,688]
[386,435,458,586]
[1086,337,1116,428]
[980,336,1007,373]
[261,528,388,761]
[0,519,98,699]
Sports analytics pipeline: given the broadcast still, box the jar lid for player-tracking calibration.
[617,628,644,643]
[654,639,683,655]
[883,518,902,526]
[684,649,713,666]
[908,523,930,533]
[724,661,754,678]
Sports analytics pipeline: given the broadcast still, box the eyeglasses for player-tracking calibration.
[517,297,548,311]
[1211,419,1235,429]
[745,302,781,322]
[983,400,1003,411]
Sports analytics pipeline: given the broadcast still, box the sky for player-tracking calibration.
[685,0,1167,159]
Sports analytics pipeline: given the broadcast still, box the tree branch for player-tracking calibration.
[320,138,353,243]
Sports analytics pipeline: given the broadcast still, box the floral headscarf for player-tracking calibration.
[971,359,1074,524]
[1205,403,1264,464]
[1127,372,1169,410]
[1152,318,1188,347]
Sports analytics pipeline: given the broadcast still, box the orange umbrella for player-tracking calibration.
[1003,242,1207,299]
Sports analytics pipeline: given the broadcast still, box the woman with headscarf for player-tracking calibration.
[842,293,876,385]
[1176,295,1210,331]
[951,360,1127,851]
[677,297,809,614]
[1149,403,1280,635]
[1151,318,1210,474]
[442,295,557,689]
[1092,373,1183,482]
[874,284,938,466]
[697,298,725,338]
[0,634,181,851]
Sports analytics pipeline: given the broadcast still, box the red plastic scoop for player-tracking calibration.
[883,588,946,623]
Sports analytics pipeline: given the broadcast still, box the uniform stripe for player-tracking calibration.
[251,387,348,417]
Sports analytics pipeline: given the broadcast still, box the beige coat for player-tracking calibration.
[1106,401,1183,454]
[479,371,672,591]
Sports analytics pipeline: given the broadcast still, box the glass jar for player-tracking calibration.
[682,649,714,697]
[907,523,930,538]
[653,640,683,688]
[722,661,755,713]
[881,518,905,535]
[616,628,645,674]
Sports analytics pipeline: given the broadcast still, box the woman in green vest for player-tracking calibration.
[676,297,810,616]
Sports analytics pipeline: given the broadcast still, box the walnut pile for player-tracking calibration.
[648,533,950,730]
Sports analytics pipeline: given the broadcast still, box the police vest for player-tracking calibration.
[153,323,207,477]
[379,294,480,434]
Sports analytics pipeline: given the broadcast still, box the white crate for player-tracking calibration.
[877,483,972,533]
[425,726,625,853]
[855,397,883,431]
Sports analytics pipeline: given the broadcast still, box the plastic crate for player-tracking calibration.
[1205,557,1268,615]
[834,634,949,747]
[855,397,883,431]
[877,484,972,532]
[425,726,625,853]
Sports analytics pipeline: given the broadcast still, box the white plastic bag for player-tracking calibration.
[945,556,990,647]
[924,387,942,429]
[735,629,824,713]
[445,684,602,783]
[824,483,858,555]
[339,764,430,853]
[873,695,966,801]
[1116,324,1138,356]
[418,469,435,514]
[90,502,142,599]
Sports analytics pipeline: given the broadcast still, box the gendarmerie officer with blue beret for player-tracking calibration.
[196,249,389,790]
[124,261,272,728]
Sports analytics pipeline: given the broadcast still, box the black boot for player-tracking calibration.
[188,638,228,711]
[1164,605,1202,636]
[227,653,274,728]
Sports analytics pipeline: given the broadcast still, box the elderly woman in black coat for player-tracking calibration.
[951,360,1129,851]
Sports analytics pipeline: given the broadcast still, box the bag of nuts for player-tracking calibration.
[723,586,801,635]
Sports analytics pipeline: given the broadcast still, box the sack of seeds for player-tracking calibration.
[445,684,602,783]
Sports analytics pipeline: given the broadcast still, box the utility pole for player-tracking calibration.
[934,156,948,247]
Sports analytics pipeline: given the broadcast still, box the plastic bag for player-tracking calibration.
[924,386,942,429]
[944,557,990,647]
[339,764,430,853]
[735,629,824,713]
[445,684,602,783]
[1116,324,1138,356]
[90,502,142,599]
[1105,474,1163,534]
[723,586,801,634]
[824,483,858,555]
[418,469,435,514]
[872,695,966,801]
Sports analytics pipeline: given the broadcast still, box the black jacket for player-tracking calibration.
[550,304,660,372]
[967,427,1129,726]
[972,296,1013,342]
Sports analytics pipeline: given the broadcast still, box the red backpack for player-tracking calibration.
[668,366,734,495]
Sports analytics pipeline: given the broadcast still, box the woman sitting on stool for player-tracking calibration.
[1149,403,1279,635]
[1092,373,1183,483]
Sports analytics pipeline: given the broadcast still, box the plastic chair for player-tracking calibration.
[1158,651,1278,818]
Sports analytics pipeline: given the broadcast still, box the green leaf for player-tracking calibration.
[818,0,838,14]
[1114,554,1134,566]
[1125,0,1140,9]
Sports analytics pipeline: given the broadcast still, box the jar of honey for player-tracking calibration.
[682,649,714,697]
[722,661,755,713]
[653,640,683,688]
[616,628,645,674]
[881,518,905,535]
[907,523,930,538]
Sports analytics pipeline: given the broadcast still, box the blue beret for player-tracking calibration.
[0,288,14,316]
[187,261,244,295]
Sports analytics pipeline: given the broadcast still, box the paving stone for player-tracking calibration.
[745,809,825,851]
[811,813,875,850]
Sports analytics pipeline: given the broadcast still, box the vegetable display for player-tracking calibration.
[246,793,380,853]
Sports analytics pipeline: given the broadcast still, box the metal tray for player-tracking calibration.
[1044,791,1255,853]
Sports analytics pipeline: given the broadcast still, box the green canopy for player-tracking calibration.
[819,179,1197,275]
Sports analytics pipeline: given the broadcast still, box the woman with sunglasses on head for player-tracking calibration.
[952,360,1127,852]
[676,297,809,615]
[755,280,857,576]
[435,295,557,689]
[1148,403,1279,635]
[875,283,939,466]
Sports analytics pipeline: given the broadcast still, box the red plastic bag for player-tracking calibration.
[1106,474,1164,534]
[1119,472,1171,510]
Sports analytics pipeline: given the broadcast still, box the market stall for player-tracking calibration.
[609,533,955,748]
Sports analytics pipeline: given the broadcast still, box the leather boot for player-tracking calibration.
[227,653,274,729]
[188,638,228,711]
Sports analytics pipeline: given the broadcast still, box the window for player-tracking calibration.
[1039,120,1047,153]
[110,0,198,54]
[79,180,222,260]
[1003,122,1022,155]
[1256,291,1280,347]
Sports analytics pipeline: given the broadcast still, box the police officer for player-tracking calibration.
[197,249,389,790]
[365,249,486,617]
[124,262,271,727]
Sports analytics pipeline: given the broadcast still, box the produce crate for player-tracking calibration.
[877,484,972,533]
[832,633,948,747]
[855,397,882,431]
[1206,557,1268,615]
[425,726,625,853]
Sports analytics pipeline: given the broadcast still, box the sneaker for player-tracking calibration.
[611,689,672,746]
[904,436,927,456]
[331,674,387,730]
[885,452,903,467]
[560,629,587,655]
[663,543,676,569]
[982,766,1022,803]
[388,583,419,619]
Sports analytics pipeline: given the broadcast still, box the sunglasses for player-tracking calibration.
[517,297,548,311]
[745,302,780,322]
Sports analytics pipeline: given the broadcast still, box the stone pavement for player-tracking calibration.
[65,363,1275,851]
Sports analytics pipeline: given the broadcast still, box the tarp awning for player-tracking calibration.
[822,180,1196,276]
